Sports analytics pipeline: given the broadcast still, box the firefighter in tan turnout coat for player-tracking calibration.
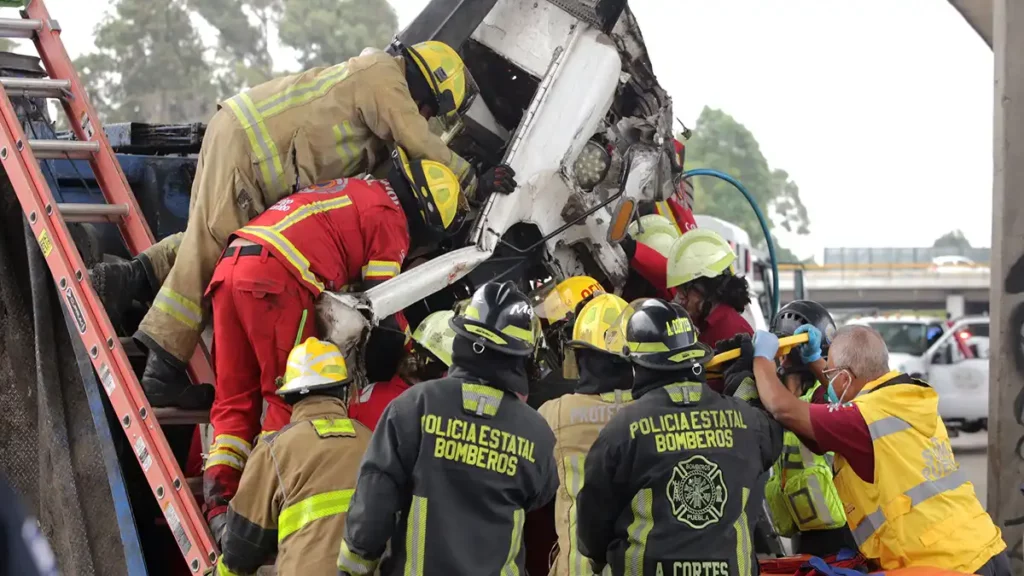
[89,41,518,408]
[537,292,635,575]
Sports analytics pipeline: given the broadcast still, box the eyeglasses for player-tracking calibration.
[822,365,857,380]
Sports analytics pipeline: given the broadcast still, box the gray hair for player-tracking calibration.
[829,325,890,381]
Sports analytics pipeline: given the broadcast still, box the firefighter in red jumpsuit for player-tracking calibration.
[203,146,516,537]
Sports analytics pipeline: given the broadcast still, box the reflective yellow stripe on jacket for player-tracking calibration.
[404,495,428,576]
[238,195,353,293]
[224,64,353,198]
[278,489,354,543]
[733,487,753,576]
[624,488,654,575]
[501,509,525,576]
[362,260,401,281]
[564,455,591,576]
[206,434,254,473]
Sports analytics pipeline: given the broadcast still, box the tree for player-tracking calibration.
[932,229,972,251]
[188,0,278,97]
[75,0,217,123]
[683,107,811,258]
[277,0,398,69]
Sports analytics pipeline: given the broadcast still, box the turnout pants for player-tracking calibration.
[135,109,282,364]
[202,244,316,519]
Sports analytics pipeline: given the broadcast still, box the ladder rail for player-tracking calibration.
[0,84,217,573]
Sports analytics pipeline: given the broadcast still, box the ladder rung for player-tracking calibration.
[152,407,211,425]
[0,17,42,39]
[57,202,128,223]
[0,77,70,99]
[30,139,100,159]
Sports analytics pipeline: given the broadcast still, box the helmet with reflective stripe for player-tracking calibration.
[772,300,837,357]
[277,337,350,397]
[405,41,470,121]
[413,310,456,367]
[537,276,605,323]
[666,229,736,288]
[393,146,463,235]
[606,298,711,371]
[569,293,629,353]
[628,214,680,258]
[450,281,539,357]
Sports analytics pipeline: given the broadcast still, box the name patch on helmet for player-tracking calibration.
[666,317,692,337]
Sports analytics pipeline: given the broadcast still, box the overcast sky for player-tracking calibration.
[19,1,995,258]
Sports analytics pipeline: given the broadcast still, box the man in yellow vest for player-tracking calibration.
[537,292,634,575]
[89,40,518,409]
[750,324,1010,575]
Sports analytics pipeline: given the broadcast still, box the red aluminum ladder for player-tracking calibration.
[0,1,217,572]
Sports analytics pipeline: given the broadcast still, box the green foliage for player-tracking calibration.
[75,0,217,123]
[684,106,810,256]
[932,229,972,251]
[76,0,400,122]
[278,0,398,69]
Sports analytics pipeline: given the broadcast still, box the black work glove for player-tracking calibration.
[478,164,517,196]
[717,334,760,403]
[619,235,637,260]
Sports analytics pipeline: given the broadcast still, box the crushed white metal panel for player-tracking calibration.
[471,0,580,78]
[360,246,494,319]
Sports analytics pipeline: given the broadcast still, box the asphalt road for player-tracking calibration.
[952,430,990,506]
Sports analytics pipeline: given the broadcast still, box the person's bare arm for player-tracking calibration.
[808,358,827,386]
[753,357,816,441]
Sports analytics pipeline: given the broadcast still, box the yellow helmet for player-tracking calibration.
[406,41,471,120]
[536,276,605,323]
[569,293,630,353]
[412,310,456,367]
[666,229,736,289]
[277,338,350,397]
[392,146,463,234]
[628,214,680,243]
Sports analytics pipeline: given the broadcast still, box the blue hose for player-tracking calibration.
[681,168,780,316]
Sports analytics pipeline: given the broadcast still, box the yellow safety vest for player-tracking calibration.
[765,382,846,537]
[833,371,1005,572]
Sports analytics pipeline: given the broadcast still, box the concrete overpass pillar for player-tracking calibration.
[946,294,966,319]
[990,0,1024,565]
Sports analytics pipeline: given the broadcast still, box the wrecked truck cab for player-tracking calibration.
[320,0,678,347]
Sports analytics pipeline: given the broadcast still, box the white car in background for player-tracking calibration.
[845,315,989,433]
[930,255,982,274]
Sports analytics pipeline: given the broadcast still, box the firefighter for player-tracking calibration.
[537,292,635,576]
[762,300,858,556]
[349,310,457,431]
[214,338,371,576]
[750,325,1011,574]
[89,40,519,409]
[530,276,606,408]
[620,214,682,301]
[576,298,783,575]
[203,146,466,532]
[337,281,559,576]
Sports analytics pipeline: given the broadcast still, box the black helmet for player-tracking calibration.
[450,281,539,357]
[609,298,712,371]
[771,300,837,356]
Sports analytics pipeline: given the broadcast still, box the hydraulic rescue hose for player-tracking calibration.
[681,168,781,317]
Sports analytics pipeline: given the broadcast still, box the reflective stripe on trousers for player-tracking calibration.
[624,488,654,575]
[404,495,428,576]
[152,286,203,331]
[278,489,353,542]
[501,509,525,576]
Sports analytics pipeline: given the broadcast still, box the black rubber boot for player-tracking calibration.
[140,350,214,410]
[88,256,155,329]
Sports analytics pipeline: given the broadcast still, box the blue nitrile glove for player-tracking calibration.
[752,330,779,360]
[794,324,823,364]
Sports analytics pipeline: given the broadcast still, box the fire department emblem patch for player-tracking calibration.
[666,455,728,529]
